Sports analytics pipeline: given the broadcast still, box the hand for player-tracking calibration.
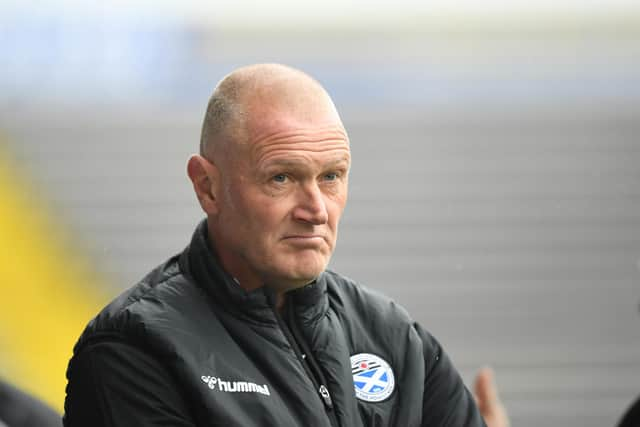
[474,367,510,427]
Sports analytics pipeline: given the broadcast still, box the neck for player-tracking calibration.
[273,292,287,312]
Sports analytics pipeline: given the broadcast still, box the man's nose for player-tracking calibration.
[292,182,329,225]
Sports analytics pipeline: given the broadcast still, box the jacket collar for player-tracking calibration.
[180,219,329,326]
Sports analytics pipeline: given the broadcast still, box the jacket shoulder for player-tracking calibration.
[323,270,444,377]
[73,254,207,355]
[324,269,413,324]
[323,270,438,349]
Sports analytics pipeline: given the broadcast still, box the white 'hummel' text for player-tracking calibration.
[201,375,270,396]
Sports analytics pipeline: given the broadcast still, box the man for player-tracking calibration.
[0,379,61,427]
[64,64,486,426]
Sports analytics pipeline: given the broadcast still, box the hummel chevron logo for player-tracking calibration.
[201,375,270,396]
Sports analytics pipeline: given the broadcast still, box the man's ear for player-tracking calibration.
[187,154,220,215]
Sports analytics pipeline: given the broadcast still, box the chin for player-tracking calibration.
[288,267,324,284]
[261,247,331,286]
[281,257,328,284]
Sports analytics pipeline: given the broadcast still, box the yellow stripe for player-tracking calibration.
[0,139,109,412]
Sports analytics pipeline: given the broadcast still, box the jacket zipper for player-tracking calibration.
[268,293,339,427]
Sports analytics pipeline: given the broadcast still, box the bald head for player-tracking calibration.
[199,64,342,161]
[189,63,350,297]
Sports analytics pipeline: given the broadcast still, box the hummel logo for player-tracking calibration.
[201,375,270,396]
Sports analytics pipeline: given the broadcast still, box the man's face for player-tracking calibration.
[213,110,350,290]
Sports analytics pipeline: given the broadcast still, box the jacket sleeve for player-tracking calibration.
[415,323,487,427]
[63,340,196,427]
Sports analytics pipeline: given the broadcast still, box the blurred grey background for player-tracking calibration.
[2,2,640,426]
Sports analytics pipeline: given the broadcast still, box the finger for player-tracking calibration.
[474,366,499,408]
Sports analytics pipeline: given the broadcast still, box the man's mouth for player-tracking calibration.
[282,235,326,245]
[283,234,324,240]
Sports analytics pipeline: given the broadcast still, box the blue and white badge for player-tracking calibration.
[350,353,395,402]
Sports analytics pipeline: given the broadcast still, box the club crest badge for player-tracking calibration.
[350,353,395,402]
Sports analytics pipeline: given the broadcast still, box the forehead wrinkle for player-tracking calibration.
[261,156,351,174]
[255,143,350,169]
[250,125,349,148]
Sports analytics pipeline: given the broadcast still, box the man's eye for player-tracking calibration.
[272,174,287,183]
[324,172,338,181]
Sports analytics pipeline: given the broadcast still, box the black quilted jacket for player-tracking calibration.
[64,220,485,427]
